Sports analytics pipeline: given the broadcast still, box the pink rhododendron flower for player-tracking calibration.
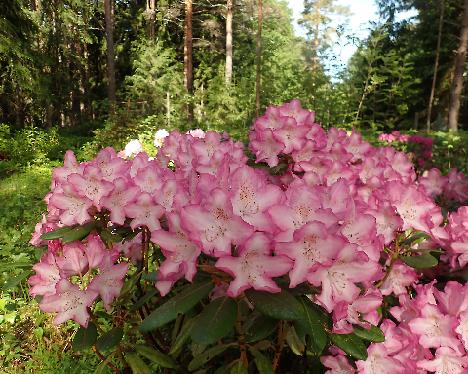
[28,252,61,297]
[56,242,89,277]
[39,279,98,327]
[101,177,140,225]
[125,193,165,231]
[417,347,468,374]
[276,221,346,287]
[49,184,93,225]
[356,344,407,374]
[380,261,418,296]
[68,165,114,207]
[215,233,292,297]
[321,354,354,374]
[151,213,201,295]
[88,258,128,310]
[181,188,254,257]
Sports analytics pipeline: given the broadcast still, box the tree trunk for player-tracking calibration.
[255,0,263,117]
[448,0,468,131]
[426,0,444,131]
[184,0,194,124]
[225,0,233,84]
[104,0,116,110]
[146,0,156,39]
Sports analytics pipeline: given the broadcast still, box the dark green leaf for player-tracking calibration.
[353,325,385,343]
[190,297,237,345]
[62,221,95,243]
[400,252,438,269]
[169,318,195,357]
[247,290,303,320]
[95,327,123,352]
[188,343,236,371]
[244,313,277,343]
[294,297,328,354]
[330,333,368,360]
[73,323,98,352]
[40,226,75,241]
[140,281,213,332]
[250,348,274,374]
[130,288,158,311]
[135,345,177,369]
[285,325,305,355]
[126,352,152,374]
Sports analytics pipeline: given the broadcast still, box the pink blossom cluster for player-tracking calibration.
[29,100,467,336]
[29,228,127,327]
[418,168,468,204]
[322,281,468,374]
[379,131,434,168]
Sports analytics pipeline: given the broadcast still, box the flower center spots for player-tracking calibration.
[399,202,417,221]
[213,208,229,221]
[205,224,227,242]
[238,185,259,215]
[301,235,320,262]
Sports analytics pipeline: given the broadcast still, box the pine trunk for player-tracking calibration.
[225,0,233,84]
[146,0,156,39]
[184,0,194,123]
[255,0,263,117]
[426,0,444,131]
[104,0,116,110]
[448,0,468,131]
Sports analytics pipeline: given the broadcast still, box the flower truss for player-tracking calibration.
[29,100,468,373]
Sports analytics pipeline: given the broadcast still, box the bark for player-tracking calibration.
[448,0,468,131]
[104,0,116,109]
[146,0,156,39]
[225,0,233,84]
[426,0,444,131]
[184,0,194,123]
[255,0,263,118]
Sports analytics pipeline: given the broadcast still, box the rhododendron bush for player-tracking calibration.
[29,100,467,373]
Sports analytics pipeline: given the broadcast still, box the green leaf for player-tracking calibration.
[73,323,98,352]
[169,318,195,357]
[62,222,95,243]
[294,297,328,354]
[126,352,152,374]
[188,343,236,372]
[230,361,248,374]
[93,361,109,374]
[135,345,177,369]
[140,281,213,332]
[40,226,75,241]
[247,290,303,320]
[190,297,237,345]
[1,270,32,291]
[244,313,277,343]
[285,325,305,356]
[400,231,430,246]
[250,349,274,374]
[0,261,32,273]
[400,252,438,269]
[95,327,123,352]
[330,333,368,360]
[353,325,385,343]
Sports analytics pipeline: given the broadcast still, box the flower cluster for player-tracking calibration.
[322,281,468,373]
[29,100,467,357]
[379,131,434,168]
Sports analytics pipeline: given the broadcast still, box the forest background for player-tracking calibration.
[0,0,467,372]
